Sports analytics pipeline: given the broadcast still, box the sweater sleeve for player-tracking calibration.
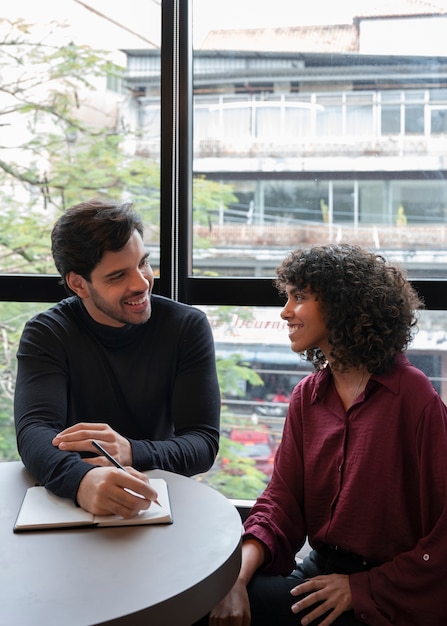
[14,310,96,502]
[129,309,221,475]
[14,301,221,502]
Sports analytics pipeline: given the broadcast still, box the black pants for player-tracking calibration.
[194,547,376,626]
[247,547,377,626]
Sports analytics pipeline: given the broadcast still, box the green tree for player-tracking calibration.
[0,17,235,267]
[0,302,49,461]
[196,306,269,498]
[0,19,266,499]
[199,436,268,499]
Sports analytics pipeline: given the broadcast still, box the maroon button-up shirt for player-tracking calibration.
[244,353,447,625]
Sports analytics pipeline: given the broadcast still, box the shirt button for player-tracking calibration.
[360,613,368,620]
[423,553,430,561]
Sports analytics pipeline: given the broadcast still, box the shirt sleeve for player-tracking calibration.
[243,367,447,625]
[243,390,308,575]
[349,395,447,625]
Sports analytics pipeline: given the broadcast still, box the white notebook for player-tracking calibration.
[14,477,172,532]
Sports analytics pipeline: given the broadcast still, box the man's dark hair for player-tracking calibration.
[275,243,424,374]
[51,199,144,295]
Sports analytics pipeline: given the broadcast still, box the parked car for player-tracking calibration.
[227,427,276,478]
[254,402,288,418]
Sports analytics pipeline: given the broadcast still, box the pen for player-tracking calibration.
[91,440,161,507]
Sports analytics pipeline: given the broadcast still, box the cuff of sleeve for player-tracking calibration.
[128,438,154,470]
[349,571,389,625]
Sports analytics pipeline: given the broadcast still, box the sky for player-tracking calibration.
[193,0,365,28]
[193,0,379,45]
[2,0,382,49]
[3,0,445,52]
[2,0,161,49]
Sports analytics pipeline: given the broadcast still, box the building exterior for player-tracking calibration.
[119,4,447,409]
[123,4,447,277]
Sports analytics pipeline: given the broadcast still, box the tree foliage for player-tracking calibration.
[0,17,235,267]
[0,19,262,501]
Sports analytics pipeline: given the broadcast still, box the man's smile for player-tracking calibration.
[125,295,148,306]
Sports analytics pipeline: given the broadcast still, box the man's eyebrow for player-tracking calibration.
[103,266,128,279]
[103,253,150,280]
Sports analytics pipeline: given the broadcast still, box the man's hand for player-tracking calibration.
[52,422,132,466]
[76,466,159,517]
[209,578,251,626]
[290,574,352,626]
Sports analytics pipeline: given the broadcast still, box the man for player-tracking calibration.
[14,199,220,518]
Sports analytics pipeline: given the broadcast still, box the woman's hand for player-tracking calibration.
[209,578,251,626]
[290,574,352,626]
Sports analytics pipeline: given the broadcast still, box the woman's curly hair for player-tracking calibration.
[275,243,424,374]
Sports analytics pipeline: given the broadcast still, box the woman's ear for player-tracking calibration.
[66,272,89,298]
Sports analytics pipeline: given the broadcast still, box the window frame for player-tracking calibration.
[0,0,446,311]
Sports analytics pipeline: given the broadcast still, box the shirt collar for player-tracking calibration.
[371,352,410,395]
[311,352,409,403]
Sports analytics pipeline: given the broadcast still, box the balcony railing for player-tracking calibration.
[135,135,447,165]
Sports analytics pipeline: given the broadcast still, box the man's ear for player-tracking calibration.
[66,272,89,298]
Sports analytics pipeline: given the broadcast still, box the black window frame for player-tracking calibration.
[0,0,446,311]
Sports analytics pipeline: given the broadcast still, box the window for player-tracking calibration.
[189,1,447,496]
[189,13,447,290]
[2,0,447,501]
[380,92,401,134]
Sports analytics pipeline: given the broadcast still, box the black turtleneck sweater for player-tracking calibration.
[14,295,220,503]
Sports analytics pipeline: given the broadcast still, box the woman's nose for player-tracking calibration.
[280,300,292,319]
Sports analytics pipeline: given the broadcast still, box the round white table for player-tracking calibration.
[0,461,242,626]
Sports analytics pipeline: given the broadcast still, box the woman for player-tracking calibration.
[210,244,447,626]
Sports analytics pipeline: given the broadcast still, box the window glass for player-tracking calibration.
[3,0,447,507]
[431,108,447,134]
[0,1,161,277]
[405,105,425,134]
[381,104,401,134]
[192,1,447,280]
[0,302,52,461]
[346,93,374,136]
[193,305,447,498]
[316,95,343,136]
[0,302,446,498]
[430,89,447,133]
[284,95,312,138]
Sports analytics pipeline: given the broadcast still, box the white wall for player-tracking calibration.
[359,16,447,56]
